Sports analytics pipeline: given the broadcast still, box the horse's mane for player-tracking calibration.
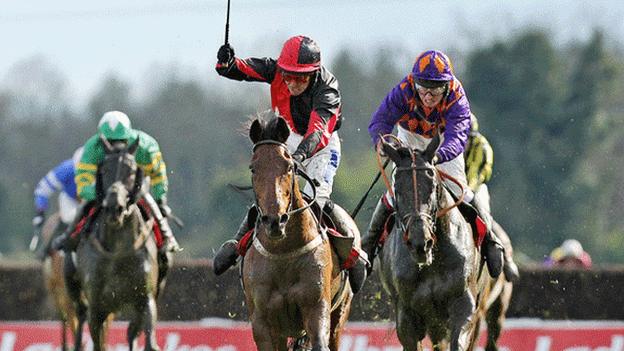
[242,109,289,141]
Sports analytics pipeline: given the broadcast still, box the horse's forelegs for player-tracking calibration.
[143,297,160,351]
[250,317,284,351]
[72,301,87,351]
[448,292,477,351]
[301,301,331,351]
[88,310,109,351]
[485,283,512,351]
[127,315,143,351]
[396,306,425,351]
[328,293,352,351]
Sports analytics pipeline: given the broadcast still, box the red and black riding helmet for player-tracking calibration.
[277,35,321,74]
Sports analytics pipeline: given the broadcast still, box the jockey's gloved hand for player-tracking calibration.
[156,198,172,218]
[217,44,235,66]
[32,211,45,229]
[292,152,306,170]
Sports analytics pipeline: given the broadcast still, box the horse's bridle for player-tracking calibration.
[376,134,465,245]
[251,140,318,220]
[394,149,438,244]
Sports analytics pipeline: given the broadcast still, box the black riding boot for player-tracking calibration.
[323,201,370,294]
[503,252,520,282]
[213,207,257,276]
[497,225,520,282]
[361,197,393,275]
[461,196,504,279]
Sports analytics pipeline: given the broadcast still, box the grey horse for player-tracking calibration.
[377,136,509,351]
[65,137,162,351]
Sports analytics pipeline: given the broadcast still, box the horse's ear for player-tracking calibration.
[423,134,441,163]
[99,134,114,154]
[128,136,140,155]
[274,117,290,143]
[381,138,401,163]
[249,119,264,144]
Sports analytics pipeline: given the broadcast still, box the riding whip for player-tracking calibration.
[224,0,231,45]
[350,159,389,219]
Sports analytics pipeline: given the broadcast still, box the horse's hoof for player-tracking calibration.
[213,240,239,275]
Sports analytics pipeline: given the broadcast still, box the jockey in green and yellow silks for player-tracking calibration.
[76,115,167,203]
[464,113,493,193]
[464,113,519,281]
[54,111,180,254]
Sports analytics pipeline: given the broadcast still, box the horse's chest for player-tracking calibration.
[245,251,328,312]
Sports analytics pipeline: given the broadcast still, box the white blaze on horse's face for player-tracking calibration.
[251,146,294,241]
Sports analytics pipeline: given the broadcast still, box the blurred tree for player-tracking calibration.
[87,74,134,120]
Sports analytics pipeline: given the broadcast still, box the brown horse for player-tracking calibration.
[41,213,80,351]
[377,136,511,351]
[242,112,353,351]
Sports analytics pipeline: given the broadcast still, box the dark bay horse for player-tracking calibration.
[243,112,353,351]
[41,213,78,351]
[377,136,509,351]
[65,136,162,351]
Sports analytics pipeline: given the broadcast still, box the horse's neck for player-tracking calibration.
[98,205,143,250]
[435,186,469,246]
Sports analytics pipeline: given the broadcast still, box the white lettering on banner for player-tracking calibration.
[536,336,552,351]
[0,333,15,351]
[593,336,624,351]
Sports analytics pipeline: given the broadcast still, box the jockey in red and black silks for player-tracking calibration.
[213,36,370,295]
[216,35,341,162]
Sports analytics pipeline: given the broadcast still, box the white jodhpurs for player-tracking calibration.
[286,132,341,208]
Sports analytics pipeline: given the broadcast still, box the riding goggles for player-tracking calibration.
[280,70,312,84]
[414,82,447,97]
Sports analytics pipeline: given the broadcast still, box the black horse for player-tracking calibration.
[377,136,509,351]
[65,137,162,351]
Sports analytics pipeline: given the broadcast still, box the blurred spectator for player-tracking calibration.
[544,239,592,269]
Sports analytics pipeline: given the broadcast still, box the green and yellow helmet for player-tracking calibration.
[97,111,136,140]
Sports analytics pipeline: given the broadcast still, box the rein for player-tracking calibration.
[252,140,318,218]
[376,134,464,219]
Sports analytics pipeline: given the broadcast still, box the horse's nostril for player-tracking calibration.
[279,214,289,224]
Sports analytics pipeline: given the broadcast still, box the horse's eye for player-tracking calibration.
[287,164,294,173]
[426,169,435,178]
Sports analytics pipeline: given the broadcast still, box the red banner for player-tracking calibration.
[1,319,623,351]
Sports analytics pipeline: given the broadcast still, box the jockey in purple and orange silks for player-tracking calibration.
[212,36,369,293]
[363,50,512,280]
